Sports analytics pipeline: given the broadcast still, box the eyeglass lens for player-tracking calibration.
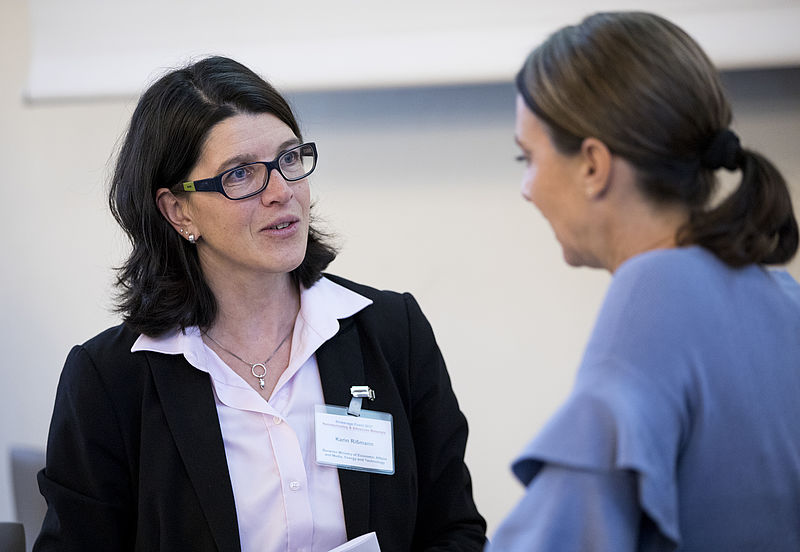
[221,144,316,199]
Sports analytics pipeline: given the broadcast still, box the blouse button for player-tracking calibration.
[273,416,282,424]
[289,480,301,491]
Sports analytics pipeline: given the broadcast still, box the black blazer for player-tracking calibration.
[35,276,486,551]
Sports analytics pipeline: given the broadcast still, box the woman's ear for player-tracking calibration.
[579,137,613,200]
[155,188,196,238]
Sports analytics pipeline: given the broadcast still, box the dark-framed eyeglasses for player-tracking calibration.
[176,142,317,200]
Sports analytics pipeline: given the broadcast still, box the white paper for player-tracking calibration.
[327,531,381,552]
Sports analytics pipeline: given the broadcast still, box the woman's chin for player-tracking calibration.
[280,247,309,275]
[562,251,583,267]
[560,245,588,268]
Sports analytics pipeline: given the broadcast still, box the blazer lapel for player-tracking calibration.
[148,352,241,552]
[316,317,372,540]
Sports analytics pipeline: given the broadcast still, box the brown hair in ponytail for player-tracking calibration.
[516,11,798,266]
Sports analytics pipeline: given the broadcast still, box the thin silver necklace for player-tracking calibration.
[204,328,293,390]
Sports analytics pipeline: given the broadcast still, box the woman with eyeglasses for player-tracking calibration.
[35,56,485,552]
[488,11,800,552]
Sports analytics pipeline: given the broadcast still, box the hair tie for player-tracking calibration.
[701,129,742,171]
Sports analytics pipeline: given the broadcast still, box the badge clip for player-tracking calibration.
[348,385,375,416]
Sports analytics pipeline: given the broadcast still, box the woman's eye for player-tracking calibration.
[229,167,251,181]
[221,166,257,189]
[282,151,299,165]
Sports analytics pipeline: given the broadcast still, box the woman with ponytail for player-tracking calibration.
[490,11,800,551]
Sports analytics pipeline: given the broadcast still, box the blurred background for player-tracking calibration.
[2,0,799,544]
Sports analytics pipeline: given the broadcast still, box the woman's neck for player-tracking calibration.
[204,269,300,349]
[603,201,688,273]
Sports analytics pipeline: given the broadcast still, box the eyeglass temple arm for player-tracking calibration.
[179,177,219,193]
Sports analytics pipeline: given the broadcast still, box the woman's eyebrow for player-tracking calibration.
[277,138,301,151]
[214,138,301,174]
[215,153,259,174]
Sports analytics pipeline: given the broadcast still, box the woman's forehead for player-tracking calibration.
[198,113,297,168]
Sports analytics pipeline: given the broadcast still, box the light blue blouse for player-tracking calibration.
[489,246,800,551]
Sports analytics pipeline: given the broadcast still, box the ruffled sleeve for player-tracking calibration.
[490,249,726,551]
[511,355,685,546]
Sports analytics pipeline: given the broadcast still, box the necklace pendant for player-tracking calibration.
[251,363,268,391]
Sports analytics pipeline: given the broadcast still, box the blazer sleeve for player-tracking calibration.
[402,293,486,551]
[34,345,136,552]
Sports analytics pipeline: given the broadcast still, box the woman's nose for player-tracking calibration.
[520,176,533,202]
[261,169,293,205]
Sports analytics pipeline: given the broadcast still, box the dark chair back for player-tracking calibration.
[0,522,26,552]
[11,447,47,552]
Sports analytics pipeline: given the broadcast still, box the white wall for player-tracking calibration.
[2,0,800,540]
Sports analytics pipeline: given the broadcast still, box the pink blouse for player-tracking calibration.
[132,277,373,552]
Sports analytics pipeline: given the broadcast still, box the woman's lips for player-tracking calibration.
[261,217,300,236]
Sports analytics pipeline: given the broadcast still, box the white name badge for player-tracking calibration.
[315,405,394,475]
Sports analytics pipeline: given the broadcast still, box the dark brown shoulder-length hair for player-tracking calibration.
[516,11,798,267]
[109,56,337,337]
